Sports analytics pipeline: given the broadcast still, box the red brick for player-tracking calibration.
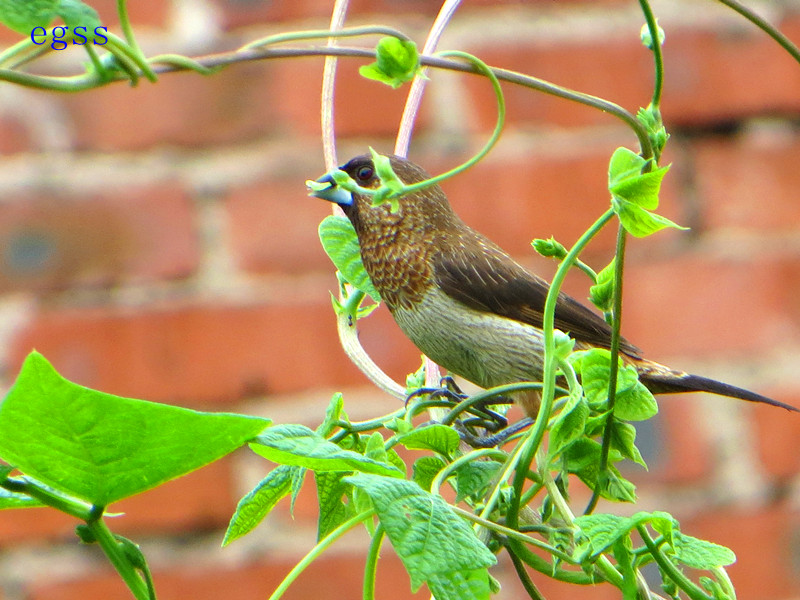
[637,396,713,485]
[29,553,429,600]
[82,0,169,28]
[0,117,33,154]
[754,386,800,479]
[227,178,334,274]
[622,252,800,359]
[694,133,800,233]
[461,19,800,131]
[461,35,652,131]
[681,505,800,600]
[0,184,197,294]
[270,57,418,139]
[661,25,800,126]
[8,299,420,406]
[0,505,76,545]
[61,66,282,151]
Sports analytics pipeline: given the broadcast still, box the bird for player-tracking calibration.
[309,153,797,418]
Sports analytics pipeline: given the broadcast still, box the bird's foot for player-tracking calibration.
[455,418,533,448]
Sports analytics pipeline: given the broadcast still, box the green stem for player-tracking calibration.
[363,526,385,600]
[241,25,412,51]
[637,525,712,600]
[505,543,546,600]
[638,0,664,107]
[116,0,147,64]
[507,208,616,529]
[712,567,737,600]
[104,33,156,83]
[715,0,800,66]
[1,477,92,520]
[148,54,220,75]
[451,505,576,564]
[268,509,375,600]
[86,517,151,600]
[585,223,627,515]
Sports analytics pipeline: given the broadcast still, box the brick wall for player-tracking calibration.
[1,1,800,599]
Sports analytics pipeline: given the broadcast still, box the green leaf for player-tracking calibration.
[428,568,493,600]
[608,419,647,468]
[318,215,381,302]
[56,0,101,30]
[289,466,306,516]
[412,456,446,491]
[454,461,501,503]
[251,424,403,478]
[345,473,496,592]
[0,352,269,506]
[671,532,736,569]
[359,37,421,89]
[610,166,669,210]
[317,392,346,438]
[563,439,635,502]
[395,424,460,456]
[608,147,647,189]
[612,196,687,238]
[0,0,58,34]
[365,431,389,464]
[370,147,404,196]
[548,394,589,459]
[571,349,638,406]
[315,470,352,540]
[223,464,296,546]
[589,258,616,312]
[614,381,659,421]
[575,511,675,558]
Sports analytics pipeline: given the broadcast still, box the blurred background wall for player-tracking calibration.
[0,0,799,598]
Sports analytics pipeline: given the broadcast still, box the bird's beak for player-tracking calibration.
[307,172,353,206]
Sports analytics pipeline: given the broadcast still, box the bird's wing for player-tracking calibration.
[432,236,641,357]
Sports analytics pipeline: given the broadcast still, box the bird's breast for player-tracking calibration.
[390,286,546,390]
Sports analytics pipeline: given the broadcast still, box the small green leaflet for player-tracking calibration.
[570,349,658,421]
[0,0,58,33]
[359,37,423,89]
[412,456,446,491]
[0,0,100,34]
[575,511,735,569]
[223,464,297,546]
[607,147,685,238]
[589,258,615,313]
[251,424,403,478]
[394,424,460,456]
[346,473,496,599]
[318,215,381,302]
[0,352,270,506]
[315,470,352,541]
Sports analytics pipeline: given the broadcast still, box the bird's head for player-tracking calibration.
[308,153,460,236]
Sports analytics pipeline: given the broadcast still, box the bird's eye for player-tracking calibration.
[355,165,374,182]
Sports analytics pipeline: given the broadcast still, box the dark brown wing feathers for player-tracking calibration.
[432,234,641,357]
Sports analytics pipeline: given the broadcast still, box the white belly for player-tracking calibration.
[391,287,545,389]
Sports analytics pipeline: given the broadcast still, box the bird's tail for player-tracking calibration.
[639,370,798,412]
